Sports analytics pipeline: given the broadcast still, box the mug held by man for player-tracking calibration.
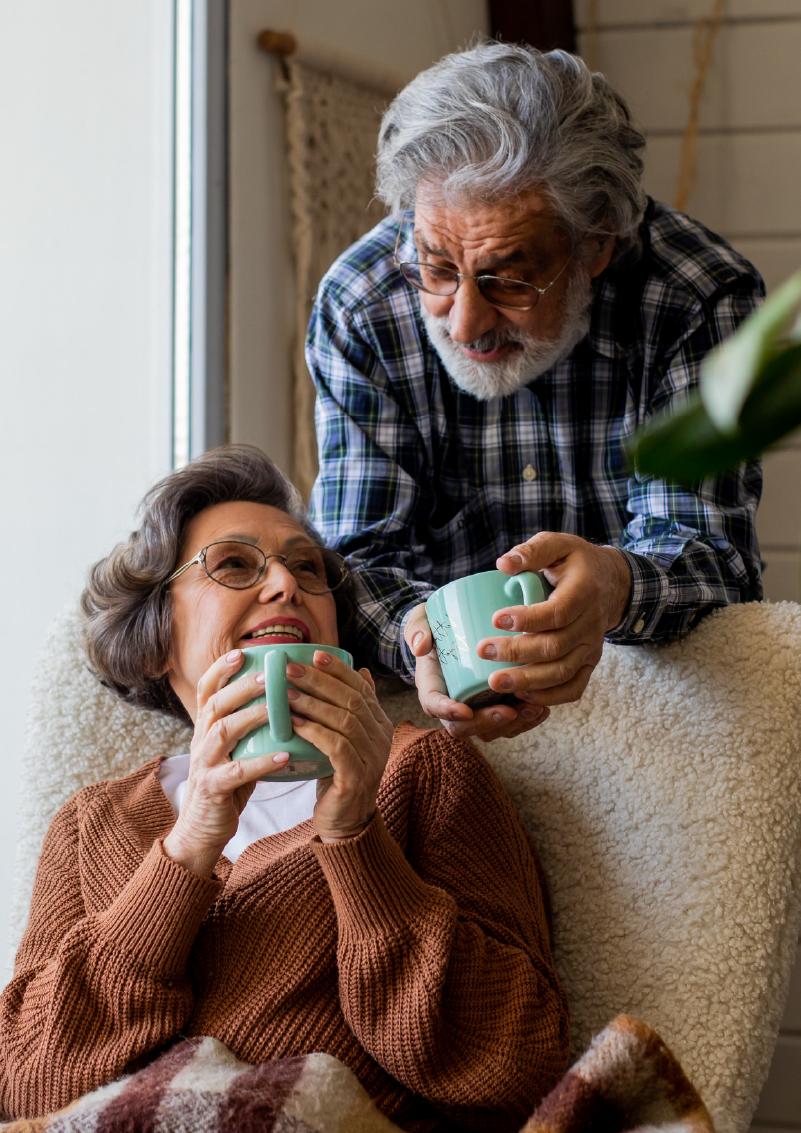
[425,569,553,707]
[228,643,354,781]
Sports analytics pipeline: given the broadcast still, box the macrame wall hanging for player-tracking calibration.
[259,31,398,500]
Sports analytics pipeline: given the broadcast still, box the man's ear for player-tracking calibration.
[587,233,617,279]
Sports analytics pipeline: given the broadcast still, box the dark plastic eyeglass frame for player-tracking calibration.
[165,540,349,593]
[393,217,574,311]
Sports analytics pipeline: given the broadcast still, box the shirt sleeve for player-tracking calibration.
[606,282,764,645]
[307,285,435,679]
[312,730,570,1131]
[0,796,221,1119]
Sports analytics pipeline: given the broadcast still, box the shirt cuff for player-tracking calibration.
[311,811,452,938]
[604,549,672,642]
[94,839,222,975]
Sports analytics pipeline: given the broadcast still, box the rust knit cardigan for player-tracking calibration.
[0,724,569,1132]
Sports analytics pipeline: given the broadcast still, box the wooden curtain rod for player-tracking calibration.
[257,30,297,56]
[257,28,411,95]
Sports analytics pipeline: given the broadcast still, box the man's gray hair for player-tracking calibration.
[376,42,647,264]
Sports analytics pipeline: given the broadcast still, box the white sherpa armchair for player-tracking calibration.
[9,601,801,1133]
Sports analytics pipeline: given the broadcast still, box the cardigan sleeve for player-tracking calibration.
[0,794,221,1119]
[312,730,570,1133]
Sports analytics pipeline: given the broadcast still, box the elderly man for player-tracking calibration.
[307,43,763,742]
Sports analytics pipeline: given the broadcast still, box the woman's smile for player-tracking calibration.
[239,616,311,645]
[166,501,339,718]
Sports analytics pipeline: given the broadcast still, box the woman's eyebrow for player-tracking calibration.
[282,535,317,549]
[222,533,316,552]
[222,533,259,545]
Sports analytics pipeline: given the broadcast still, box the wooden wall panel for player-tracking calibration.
[733,239,801,293]
[588,22,801,131]
[642,133,801,236]
[760,550,801,603]
[757,451,801,549]
[574,0,801,26]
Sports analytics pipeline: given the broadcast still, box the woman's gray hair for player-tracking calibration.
[81,444,355,723]
[377,42,647,264]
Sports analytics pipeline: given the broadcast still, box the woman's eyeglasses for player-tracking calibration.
[165,541,348,594]
[393,217,573,311]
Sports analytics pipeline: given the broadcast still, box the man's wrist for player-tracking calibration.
[602,546,633,632]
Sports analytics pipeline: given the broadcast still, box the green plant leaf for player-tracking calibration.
[738,343,801,446]
[626,395,758,483]
[627,343,801,483]
[701,268,801,433]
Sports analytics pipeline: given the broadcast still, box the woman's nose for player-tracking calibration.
[256,560,302,605]
[446,279,499,345]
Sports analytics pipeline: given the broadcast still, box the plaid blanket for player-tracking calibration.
[1,1015,713,1133]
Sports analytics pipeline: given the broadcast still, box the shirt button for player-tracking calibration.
[522,464,537,482]
[632,618,645,634]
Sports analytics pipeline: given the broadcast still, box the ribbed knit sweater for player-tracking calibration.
[0,724,569,1132]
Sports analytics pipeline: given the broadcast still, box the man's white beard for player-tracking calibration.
[420,268,594,400]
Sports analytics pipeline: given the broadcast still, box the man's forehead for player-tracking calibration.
[413,189,566,253]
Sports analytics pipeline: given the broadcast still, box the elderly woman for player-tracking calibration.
[0,445,568,1132]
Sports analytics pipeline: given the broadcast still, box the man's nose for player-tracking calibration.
[446,279,499,345]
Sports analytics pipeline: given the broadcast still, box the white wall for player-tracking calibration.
[574,3,801,1127]
[0,1,175,968]
[227,0,490,471]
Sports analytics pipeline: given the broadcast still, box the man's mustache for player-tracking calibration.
[441,324,530,353]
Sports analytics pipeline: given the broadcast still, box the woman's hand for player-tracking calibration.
[163,649,292,877]
[284,652,394,843]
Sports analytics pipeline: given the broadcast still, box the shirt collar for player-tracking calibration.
[586,274,621,360]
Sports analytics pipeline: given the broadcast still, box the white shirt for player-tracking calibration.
[158,752,317,862]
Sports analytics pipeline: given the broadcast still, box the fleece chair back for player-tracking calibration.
[9,601,801,1133]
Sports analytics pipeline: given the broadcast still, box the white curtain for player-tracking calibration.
[280,60,390,500]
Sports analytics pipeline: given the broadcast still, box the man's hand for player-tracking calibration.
[405,533,632,741]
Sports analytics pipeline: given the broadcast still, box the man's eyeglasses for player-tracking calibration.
[165,540,348,593]
[393,217,573,311]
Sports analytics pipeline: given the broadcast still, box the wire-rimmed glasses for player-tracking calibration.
[165,540,348,593]
[393,217,573,311]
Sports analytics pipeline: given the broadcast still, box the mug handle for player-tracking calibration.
[265,649,294,744]
[503,570,554,606]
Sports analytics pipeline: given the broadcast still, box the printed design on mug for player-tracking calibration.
[431,617,470,666]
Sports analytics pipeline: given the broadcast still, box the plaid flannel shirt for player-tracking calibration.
[308,199,764,680]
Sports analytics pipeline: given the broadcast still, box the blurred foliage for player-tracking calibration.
[627,270,801,484]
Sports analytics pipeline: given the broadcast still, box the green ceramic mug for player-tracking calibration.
[228,643,353,782]
[425,569,554,707]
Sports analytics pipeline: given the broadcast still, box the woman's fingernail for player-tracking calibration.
[290,713,305,726]
[493,712,505,724]
[227,649,242,663]
[255,671,265,685]
[273,752,290,764]
[520,706,539,720]
[483,644,497,659]
[286,687,300,701]
[496,674,513,690]
[497,615,513,629]
[315,651,332,666]
[505,553,523,564]
[412,631,424,649]
[286,663,305,678]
